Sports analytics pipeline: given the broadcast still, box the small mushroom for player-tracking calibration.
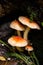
[10,20,25,36]
[8,36,28,52]
[25,45,34,62]
[25,45,39,65]
[18,16,41,40]
[25,45,33,51]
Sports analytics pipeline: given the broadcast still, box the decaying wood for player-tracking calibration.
[0,0,43,17]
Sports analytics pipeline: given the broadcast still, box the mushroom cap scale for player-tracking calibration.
[10,20,25,31]
[25,45,33,51]
[8,36,28,47]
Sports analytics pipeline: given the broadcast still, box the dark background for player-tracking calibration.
[0,0,43,65]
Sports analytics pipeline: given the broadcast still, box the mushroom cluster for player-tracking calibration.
[8,16,41,49]
[7,16,40,65]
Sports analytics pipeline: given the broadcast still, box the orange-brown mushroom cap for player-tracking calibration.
[10,20,25,31]
[25,45,33,51]
[18,16,30,26]
[29,22,41,30]
[8,36,28,47]
[18,16,41,30]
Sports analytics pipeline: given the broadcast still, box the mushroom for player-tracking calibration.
[8,36,28,51]
[25,45,33,52]
[25,45,34,62]
[8,36,28,47]
[18,16,30,40]
[10,20,25,36]
[18,16,41,40]
[25,45,39,65]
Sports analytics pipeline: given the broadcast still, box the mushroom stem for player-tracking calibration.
[16,47,24,52]
[23,27,30,40]
[17,30,21,37]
